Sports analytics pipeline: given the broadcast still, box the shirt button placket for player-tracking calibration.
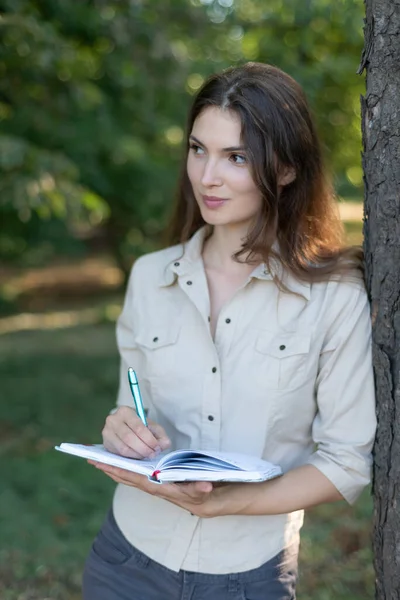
[202,363,220,449]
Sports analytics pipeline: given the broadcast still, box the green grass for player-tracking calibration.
[0,293,373,599]
[0,324,118,599]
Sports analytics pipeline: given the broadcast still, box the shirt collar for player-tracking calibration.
[249,261,310,301]
[159,226,310,301]
[160,226,210,287]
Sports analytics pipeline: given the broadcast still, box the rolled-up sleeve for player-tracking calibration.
[307,282,377,504]
[115,261,148,411]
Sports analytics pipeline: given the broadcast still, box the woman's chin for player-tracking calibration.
[198,207,233,227]
[200,212,252,231]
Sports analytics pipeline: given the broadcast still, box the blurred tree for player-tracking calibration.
[0,0,217,273]
[0,0,365,278]
[359,0,400,598]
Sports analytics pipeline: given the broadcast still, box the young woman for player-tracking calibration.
[82,62,376,600]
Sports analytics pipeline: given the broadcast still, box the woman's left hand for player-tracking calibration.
[88,460,225,518]
[89,459,344,518]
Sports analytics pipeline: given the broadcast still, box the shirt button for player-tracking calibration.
[153,337,159,343]
[174,262,180,266]
[208,415,214,421]
[212,367,217,373]
[225,318,231,324]
[279,345,286,351]
[186,280,193,285]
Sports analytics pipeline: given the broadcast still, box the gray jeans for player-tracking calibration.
[82,509,298,600]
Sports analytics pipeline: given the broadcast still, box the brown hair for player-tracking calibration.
[167,62,362,284]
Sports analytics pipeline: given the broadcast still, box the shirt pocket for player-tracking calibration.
[255,330,312,390]
[134,324,180,378]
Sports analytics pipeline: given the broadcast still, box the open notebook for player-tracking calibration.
[55,443,282,484]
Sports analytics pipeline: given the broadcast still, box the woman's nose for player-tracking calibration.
[200,160,223,187]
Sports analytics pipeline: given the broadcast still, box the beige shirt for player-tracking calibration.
[112,226,376,574]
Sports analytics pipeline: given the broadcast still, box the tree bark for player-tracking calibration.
[359,1,400,598]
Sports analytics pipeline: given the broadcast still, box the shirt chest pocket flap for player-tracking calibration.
[255,330,312,390]
[134,325,180,377]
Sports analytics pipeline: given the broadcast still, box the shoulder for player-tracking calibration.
[310,273,370,334]
[316,272,368,306]
[129,243,183,286]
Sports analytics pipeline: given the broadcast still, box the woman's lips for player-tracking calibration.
[202,195,228,209]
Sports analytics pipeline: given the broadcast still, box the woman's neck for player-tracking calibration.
[202,224,259,275]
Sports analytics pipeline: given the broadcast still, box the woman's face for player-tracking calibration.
[187,107,263,230]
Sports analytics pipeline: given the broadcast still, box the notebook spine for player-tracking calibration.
[148,469,162,484]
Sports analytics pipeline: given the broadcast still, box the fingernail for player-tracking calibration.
[154,446,162,454]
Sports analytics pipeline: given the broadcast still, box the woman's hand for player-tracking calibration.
[87,461,224,518]
[102,406,171,459]
[90,459,344,518]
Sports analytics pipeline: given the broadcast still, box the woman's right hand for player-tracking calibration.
[102,406,171,459]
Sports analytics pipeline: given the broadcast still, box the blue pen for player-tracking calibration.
[128,368,148,426]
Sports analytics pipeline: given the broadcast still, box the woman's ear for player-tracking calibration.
[278,166,296,187]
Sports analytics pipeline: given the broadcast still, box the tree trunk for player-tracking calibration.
[359,1,400,598]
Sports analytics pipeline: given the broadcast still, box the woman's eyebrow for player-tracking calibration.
[189,135,246,152]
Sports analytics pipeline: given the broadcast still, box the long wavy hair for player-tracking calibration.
[167,62,362,284]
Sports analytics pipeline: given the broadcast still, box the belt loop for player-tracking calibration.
[228,573,239,594]
[134,548,150,568]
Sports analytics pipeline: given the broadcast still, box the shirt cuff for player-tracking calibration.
[306,452,372,505]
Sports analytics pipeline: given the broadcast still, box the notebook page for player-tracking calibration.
[158,449,278,473]
[55,443,156,476]
[161,462,231,472]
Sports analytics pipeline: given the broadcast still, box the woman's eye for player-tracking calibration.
[189,144,204,155]
[230,154,247,165]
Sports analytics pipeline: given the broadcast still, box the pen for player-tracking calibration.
[127,368,148,426]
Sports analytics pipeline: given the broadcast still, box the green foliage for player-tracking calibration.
[0,0,365,272]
